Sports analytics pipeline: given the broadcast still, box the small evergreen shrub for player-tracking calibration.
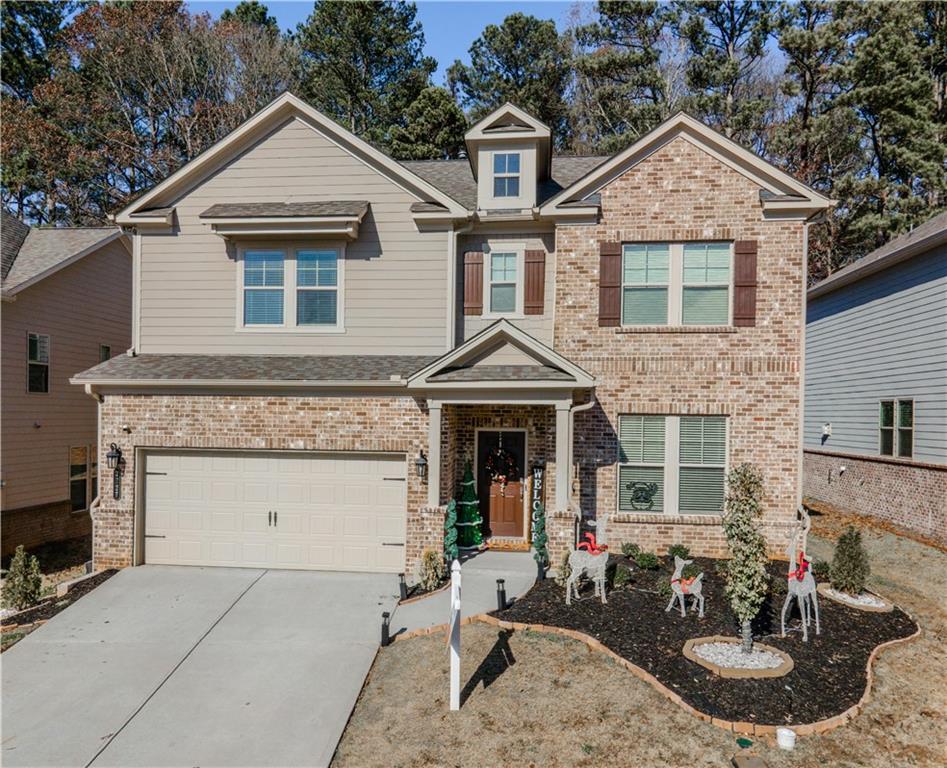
[621,542,640,559]
[681,563,701,581]
[715,559,730,576]
[667,543,690,560]
[657,578,673,599]
[634,550,660,570]
[768,572,788,596]
[1,546,42,611]
[417,549,445,592]
[812,559,830,581]
[555,550,571,587]
[830,526,870,595]
[613,564,632,589]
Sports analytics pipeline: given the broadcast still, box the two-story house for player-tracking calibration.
[804,211,947,544]
[1,212,131,557]
[71,94,832,576]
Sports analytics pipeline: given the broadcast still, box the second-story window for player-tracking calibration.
[244,250,284,326]
[682,243,731,325]
[27,332,50,393]
[493,153,520,198]
[99,344,111,363]
[297,249,338,326]
[489,252,518,313]
[622,244,669,325]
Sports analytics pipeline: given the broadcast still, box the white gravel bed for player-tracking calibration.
[824,587,886,608]
[692,641,784,670]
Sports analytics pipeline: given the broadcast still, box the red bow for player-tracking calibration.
[577,532,608,555]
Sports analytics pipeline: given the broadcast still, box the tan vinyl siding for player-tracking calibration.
[137,118,450,355]
[457,231,554,344]
[1,240,131,510]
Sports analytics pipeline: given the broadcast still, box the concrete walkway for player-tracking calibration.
[1,566,398,768]
[391,550,536,636]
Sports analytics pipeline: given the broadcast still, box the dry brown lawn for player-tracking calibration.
[333,520,946,768]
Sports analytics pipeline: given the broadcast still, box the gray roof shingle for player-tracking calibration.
[199,201,369,219]
[1,211,31,280]
[2,224,121,293]
[402,155,609,210]
[73,353,439,383]
[427,365,573,382]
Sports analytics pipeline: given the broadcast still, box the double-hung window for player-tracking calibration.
[618,414,728,514]
[99,345,111,363]
[493,153,520,198]
[243,250,284,326]
[880,399,913,458]
[297,249,338,326]
[489,252,518,313]
[621,241,732,326]
[70,446,89,512]
[27,332,50,393]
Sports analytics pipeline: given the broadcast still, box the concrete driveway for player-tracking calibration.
[1,565,398,768]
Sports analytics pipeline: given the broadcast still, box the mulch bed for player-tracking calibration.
[2,569,117,631]
[495,555,918,726]
[401,576,450,604]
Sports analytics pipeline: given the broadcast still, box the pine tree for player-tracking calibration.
[389,86,467,160]
[220,1,279,34]
[296,0,435,147]
[443,498,459,565]
[830,525,870,595]
[447,12,572,147]
[722,463,769,653]
[455,461,484,550]
[0,1,79,100]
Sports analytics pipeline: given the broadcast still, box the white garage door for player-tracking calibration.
[143,450,407,572]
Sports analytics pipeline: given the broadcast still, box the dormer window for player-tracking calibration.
[493,153,521,198]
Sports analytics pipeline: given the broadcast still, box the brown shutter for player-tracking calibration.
[524,249,546,315]
[733,240,758,327]
[598,241,622,327]
[463,251,483,315]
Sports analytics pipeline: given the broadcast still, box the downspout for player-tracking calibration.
[448,219,475,349]
[798,220,810,510]
[84,384,103,543]
[568,394,596,517]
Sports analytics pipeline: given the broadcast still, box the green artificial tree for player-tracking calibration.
[1,545,42,611]
[531,499,549,579]
[443,498,459,565]
[830,525,870,595]
[722,463,769,653]
[455,460,484,550]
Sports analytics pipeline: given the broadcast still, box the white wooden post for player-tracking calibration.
[448,559,461,711]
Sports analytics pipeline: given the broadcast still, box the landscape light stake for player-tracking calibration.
[381,612,390,647]
[398,573,408,601]
[496,579,507,611]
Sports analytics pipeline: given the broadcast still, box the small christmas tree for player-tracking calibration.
[722,463,769,653]
[443,499,459,564]
[532,499,549,573]
[455,460,484,549]
[830,525,870,595]
[1,545,42,611]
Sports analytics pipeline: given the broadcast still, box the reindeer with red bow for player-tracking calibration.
[565,513,610,606]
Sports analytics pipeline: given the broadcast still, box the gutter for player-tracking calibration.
[68,377,410,389]
[568,394,596,516]
[84,384,104,520]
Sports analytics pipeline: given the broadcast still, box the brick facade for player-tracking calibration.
[1,500,91,558]
[552,136,805,557]
[804,449,947,544]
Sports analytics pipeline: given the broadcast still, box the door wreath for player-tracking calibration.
[484,436,519,496]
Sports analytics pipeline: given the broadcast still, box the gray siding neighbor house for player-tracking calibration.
[803,211,947,543]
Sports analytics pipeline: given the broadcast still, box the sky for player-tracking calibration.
[188,1,582,84]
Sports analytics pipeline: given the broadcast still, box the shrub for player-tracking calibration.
[613,564,632,589]
[621,542,640,559]
[830,526,870,595]
[722,463,769,652]
[555,550,571,587]
[812,558,830,581]
[667,543,690,560]
[768,572,787,596]
[1,546,42,611]
[417,549,445,592]
[681,563,701,581]
[715,559,730,576]
[657,578,673,599]
[634,550,660,570]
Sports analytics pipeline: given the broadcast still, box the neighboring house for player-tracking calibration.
[1,212,131,557]
[803,212,947,544]
[71,93,832,576]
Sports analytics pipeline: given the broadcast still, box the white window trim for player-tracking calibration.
[482,241,526,319]
[879,398,914,458]
[27,331,50,395]
[617,414,729,516]
[492,152,522,199]
[235,241,346,333]
[620,242,733,327]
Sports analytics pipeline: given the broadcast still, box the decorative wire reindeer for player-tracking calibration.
[565,511,610,606]
[665,556,705,617]
[781,506,821,641]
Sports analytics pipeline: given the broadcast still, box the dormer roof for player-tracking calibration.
[464,103,552,180]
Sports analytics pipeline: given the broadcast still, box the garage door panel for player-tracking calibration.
[144,451,406,572]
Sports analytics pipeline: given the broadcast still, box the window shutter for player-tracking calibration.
[733,240,758,327]
[463,251,483,315]
[599,241,622,327]
[524,249,545,315]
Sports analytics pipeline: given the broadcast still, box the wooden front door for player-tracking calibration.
[477,431,526,538]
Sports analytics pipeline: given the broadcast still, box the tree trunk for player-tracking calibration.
[741,620,753,653]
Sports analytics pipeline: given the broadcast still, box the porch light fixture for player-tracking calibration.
[106,443,126,500]
[415,450,428,482]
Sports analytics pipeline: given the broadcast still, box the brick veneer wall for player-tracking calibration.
[1,500,90,558]
[804,450,947,544]
[553,136,805,558]
[95,393,443,574]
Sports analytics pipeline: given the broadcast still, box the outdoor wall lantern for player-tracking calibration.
[106,443,126,500]
[415,450,428,482]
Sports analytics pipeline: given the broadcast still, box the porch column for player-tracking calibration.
[427,401,442,508]
[555,403,571,511]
